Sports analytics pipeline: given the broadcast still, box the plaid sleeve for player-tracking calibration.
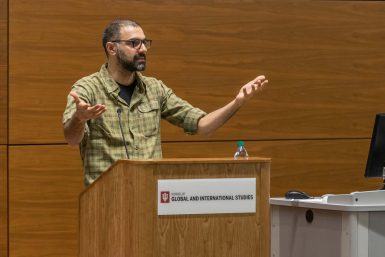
[158,81,206,135]
[62,93,77,124]
[182,107,206,134]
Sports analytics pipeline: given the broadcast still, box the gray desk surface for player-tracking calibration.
[271,190,385,212]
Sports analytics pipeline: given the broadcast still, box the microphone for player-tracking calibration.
[117,108,130,159]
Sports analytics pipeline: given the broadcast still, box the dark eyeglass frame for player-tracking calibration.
[111,39,152,49]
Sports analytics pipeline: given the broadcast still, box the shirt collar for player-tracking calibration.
[100,63,146,94]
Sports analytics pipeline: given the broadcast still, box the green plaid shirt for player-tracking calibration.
[63,64,206,185]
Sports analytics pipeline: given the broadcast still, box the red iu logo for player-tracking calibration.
[160,191,170,203]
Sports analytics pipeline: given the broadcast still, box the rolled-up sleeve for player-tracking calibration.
[182,107,206,134]
[159,82,206,135]
[62,94,77,124]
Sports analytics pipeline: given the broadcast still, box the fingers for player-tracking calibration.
[239,75,268,98]
[250,76,268,91]
[74,103,106,121]
[69,90,107,121]
[246,79,266,94]
[243,83,257,96]
[82,104,106,120]
[254,75,266,83]
[69,91,81,104]
[253,75,267,85]
[87,104,107,118]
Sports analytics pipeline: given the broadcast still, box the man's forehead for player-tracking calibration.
[120,26,145,39]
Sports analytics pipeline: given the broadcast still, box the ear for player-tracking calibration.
[106,42,117,56]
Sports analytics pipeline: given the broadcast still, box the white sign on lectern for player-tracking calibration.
[157,178,256,215]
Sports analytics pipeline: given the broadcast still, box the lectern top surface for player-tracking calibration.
[116,157,271,164]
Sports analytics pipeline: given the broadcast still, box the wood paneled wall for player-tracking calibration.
[0,146,7,257]
[9,1,385,143]
[0,0,6,145]
[9,146,83,257]
[4,1,385,257]
[0,0,7,255]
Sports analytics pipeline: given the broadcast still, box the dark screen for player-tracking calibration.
[365,113,385,178]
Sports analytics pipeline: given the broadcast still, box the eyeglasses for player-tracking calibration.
[111,39,152,49]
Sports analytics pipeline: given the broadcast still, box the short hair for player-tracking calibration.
[102,20,141,56]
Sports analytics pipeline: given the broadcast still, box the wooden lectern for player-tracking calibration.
[79,158,270,257]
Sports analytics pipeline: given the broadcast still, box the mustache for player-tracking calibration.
[134,53,146,60]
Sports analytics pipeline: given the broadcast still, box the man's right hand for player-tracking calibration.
[64,91,107,145]
[69,91,107,122]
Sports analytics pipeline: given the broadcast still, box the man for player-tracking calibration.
[63,20,268,186]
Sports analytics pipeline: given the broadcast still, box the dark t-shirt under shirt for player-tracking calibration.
[117,80,136,105]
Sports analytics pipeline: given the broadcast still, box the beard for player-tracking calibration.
[116,49,147,72]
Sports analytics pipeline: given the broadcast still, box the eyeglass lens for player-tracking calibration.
[131,39,151,49]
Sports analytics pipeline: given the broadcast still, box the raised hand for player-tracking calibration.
[69,91,107,122]
[236,75,268,104]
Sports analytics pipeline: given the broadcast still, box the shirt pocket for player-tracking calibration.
[136,100,160,137]
[88,119,112,139]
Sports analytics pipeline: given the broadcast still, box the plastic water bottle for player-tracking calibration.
[234,141,249,159]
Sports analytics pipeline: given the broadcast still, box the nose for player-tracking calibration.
[138,42,147,52]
